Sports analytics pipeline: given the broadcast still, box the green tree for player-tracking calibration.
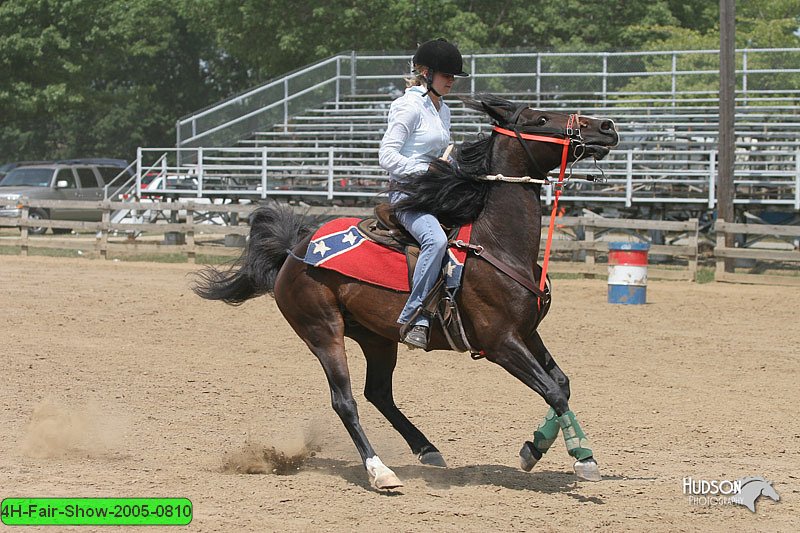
[0,0,219,162]
[1,0,798,161]
[617,0,800,98]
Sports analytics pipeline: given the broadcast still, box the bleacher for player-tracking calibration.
[212,92,795,215]
[144,49,800,217]
[242,93,800,151]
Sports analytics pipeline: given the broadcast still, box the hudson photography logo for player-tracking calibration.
[683,476,780,512]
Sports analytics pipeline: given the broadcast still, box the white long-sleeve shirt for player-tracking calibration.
[379,85,451,184]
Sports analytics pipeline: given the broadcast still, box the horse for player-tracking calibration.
[731,477,780,512]
[193,94,619,490]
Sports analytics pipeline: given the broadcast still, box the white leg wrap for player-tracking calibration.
[365,455,403,489]
[365,456,390,479]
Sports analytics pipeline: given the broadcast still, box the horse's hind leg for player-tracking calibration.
[353,330,447,467]
[305,334,403,489]
[276,283,402,489]
[519,332,600,481]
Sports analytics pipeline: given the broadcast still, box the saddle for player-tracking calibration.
[357,203,460,286]
[357,203,471,352]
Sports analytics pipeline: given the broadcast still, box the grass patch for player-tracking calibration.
[0,244,234,265]
[105,253,233,264]
[696,267,715,283]
[548,272,597,280]
[0,246,86,259]
[106,252,191,263]
[0,245,20,256]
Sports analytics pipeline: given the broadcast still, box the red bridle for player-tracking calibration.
[492,114,582,299]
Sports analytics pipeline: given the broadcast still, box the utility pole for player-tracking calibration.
[718,0,736,272]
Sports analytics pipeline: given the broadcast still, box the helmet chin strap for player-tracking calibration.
[423,85,442,98]
[422,70,442,98]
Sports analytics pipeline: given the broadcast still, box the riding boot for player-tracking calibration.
[402,325,429,349]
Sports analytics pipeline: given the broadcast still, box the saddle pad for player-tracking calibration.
[303,217,472,292]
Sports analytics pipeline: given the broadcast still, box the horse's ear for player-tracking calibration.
[461,94,513,125]
[480,102,511,124]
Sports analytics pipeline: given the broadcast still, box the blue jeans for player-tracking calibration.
[391,193,448,327]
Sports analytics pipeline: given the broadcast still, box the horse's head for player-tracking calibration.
[743,478,780,503]
[762,482,780,502]
[731,477,781,513]
[462,94,619,177]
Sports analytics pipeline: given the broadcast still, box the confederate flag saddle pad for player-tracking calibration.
[302,217,472,293]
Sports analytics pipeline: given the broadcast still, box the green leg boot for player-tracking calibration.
[559,410,601,481]
[519,408,560,471]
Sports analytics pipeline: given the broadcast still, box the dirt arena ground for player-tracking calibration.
[1,255,798,531]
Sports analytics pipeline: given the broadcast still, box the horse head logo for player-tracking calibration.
[730,477,780,513]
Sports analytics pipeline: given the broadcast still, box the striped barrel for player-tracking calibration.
[607,242,650,304]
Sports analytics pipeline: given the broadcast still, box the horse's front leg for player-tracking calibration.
[519,407,560,471]
[485,334,600,481]
[519,332,569,471]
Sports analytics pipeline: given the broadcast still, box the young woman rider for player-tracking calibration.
[378,38,468,349]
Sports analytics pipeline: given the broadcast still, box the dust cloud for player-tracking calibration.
[22,400,126,458]
[221,424,323,475]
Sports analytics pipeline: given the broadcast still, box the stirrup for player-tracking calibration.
[402,325,428,350]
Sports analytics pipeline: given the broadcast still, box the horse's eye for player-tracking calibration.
[537,116,548,126]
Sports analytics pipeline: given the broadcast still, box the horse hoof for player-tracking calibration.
[418,451,447,468]
[366,456,404,490]
[371,471,404,490]
[519,441,540,472]
[573,457,602,481]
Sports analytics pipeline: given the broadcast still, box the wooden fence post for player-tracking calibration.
[20,201,29,257]
[99,202,110,259]
[715,220,727,281]
[584,222,595,277]
[689,218,699,281]
[186,202,196,264]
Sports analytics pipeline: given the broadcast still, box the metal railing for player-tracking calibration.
[176,48,800,150]
[177,54,353,148]
[132,146,800,210]
[101,160,137,200]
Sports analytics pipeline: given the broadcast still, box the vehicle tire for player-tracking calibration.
[26,208,49,235]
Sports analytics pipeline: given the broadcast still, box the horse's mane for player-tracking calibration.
[389,94,525,227]
[389,135,494,227]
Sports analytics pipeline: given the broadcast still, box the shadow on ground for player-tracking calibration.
[308,456,639,499]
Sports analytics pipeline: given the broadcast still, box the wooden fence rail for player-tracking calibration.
[715,219,800,285]
[541,216,699,280]
[0,200,373,261]
[1,199,699,280]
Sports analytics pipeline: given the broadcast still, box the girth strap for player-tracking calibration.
[450,240,548,301]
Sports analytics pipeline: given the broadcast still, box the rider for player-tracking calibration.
[378,38,469,349]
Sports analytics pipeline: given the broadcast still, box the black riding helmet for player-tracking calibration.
[413,38,469,77]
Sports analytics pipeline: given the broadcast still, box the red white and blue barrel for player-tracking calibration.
[607,242,650,304]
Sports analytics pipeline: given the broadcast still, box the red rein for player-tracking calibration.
[492,114,580,299]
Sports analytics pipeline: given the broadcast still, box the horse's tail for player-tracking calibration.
[192,204,311,305]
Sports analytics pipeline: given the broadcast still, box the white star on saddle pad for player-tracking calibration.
[313,240,331,256]
[342,232,358,245]
[444,262,456,277]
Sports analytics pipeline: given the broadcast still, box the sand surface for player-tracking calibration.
[1,255,798,531]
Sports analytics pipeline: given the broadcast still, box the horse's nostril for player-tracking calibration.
[600,120,613,132]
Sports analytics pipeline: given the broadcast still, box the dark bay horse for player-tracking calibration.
[194,94,619,490]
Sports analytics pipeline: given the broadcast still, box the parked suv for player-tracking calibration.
[0,160,51,181]
[0,162,129,234]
